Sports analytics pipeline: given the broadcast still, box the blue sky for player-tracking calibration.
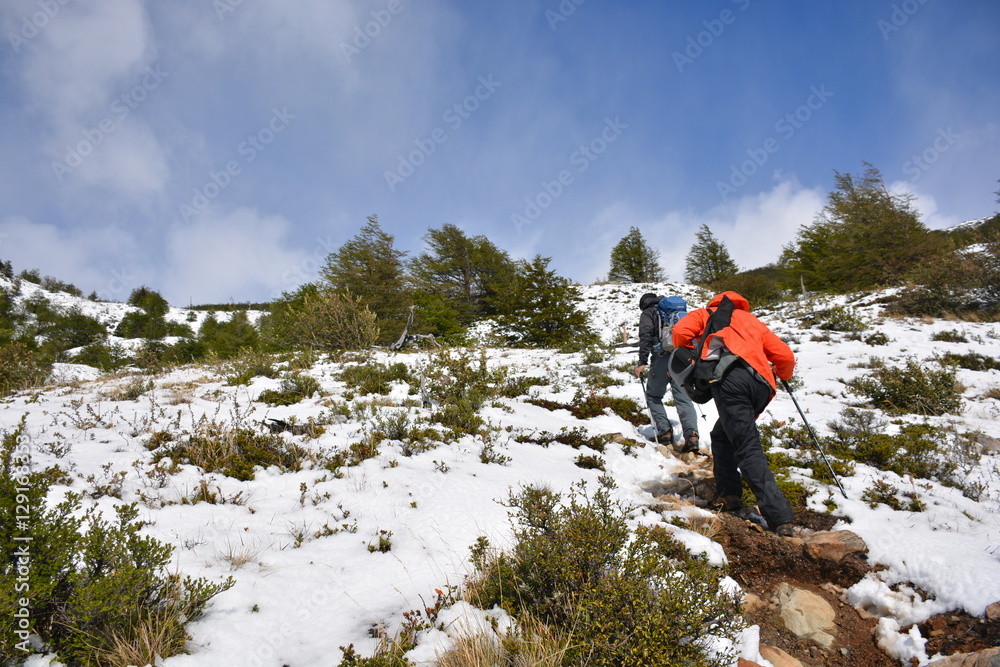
[1,0,998,304]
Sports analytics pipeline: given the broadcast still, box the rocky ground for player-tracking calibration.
[652,451,1000,667]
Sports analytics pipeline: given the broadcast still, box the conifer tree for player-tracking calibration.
[684,225,739,285]
[408,223,515,325]
[608,227,665,283]
[495,255,597,348]
[779,164,944,292]
[320,215,409,343]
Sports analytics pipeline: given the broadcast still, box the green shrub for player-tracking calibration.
[939,351,1000,372]
[154,421,310,481]
[466,480,742,667]
[0,342,49,395]
[223,349,279,385]
[199,311,260,359]
[340,361,411,396]
[860,479,926,512]
[815,306,868,332]
[127,286,170,317]
[0,418,232,664]
[39,276,83,297]
[826,408,959,482]
[70,341,131,371]
[863,331,890,346]
[257,373,322,406]
[846,356,964,416]
[708,270,784,309]
[932,329,968,343]
[422,348,507,409]
[265,287,379,352]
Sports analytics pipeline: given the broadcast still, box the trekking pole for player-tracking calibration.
[781,379,848,499]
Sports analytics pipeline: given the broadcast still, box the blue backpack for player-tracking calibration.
[653,296,687,355]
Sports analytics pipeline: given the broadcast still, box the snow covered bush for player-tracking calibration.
[846,356,963,416]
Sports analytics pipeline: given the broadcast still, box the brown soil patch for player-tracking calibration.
[910,610,1000,659]
[717,511,895,667]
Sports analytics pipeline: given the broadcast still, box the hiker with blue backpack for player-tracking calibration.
[633,293,701,454]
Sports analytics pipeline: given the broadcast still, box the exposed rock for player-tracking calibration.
[759,645,806,667]
[737,659,765,667]
[925,647,1000,666]
[803,530,868,563]
[743,592,766,614]
[773,582,838,649]
[986,601,1000,622]
[976,434,1000,455]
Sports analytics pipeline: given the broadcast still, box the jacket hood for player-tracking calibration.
[639,293,660,310]
[708,291,750,312]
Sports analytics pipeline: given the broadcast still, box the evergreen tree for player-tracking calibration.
[779,163,945,292]
[608,227,665,283]
[495,255,597,348]
[408,223,516,326]
[320,215,409,344]
[684,225,739,285]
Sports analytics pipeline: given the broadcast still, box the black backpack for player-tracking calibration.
[668,295,735,403]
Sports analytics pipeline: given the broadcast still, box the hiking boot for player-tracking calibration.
[774,523,796,537]
[711,495,742,513]
[680,430,700,454]
[656,429,674,446]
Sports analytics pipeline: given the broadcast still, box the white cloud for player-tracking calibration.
[164,207,311,304]
[575,177,825,284]
[0,215,144,299]
[13,0,171,198]
[889,181,962,230]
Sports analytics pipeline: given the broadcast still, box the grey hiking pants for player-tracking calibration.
[644,353,698,440]
[710,365,795,529]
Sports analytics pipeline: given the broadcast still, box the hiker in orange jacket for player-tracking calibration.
[672,291,798,536]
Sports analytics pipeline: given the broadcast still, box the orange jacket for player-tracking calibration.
[671,291,795,393]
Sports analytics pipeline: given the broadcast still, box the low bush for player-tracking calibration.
[0,341,49,395]
[257,373,322,406]
[860,479,926,512]
[846,356,964,416]
[814,305,868,332]
[465,479,743,667]
[529,389,646,426]
[341,362,411,396]
[932,329,968,343]
[939,351,1000,372]
[826,408,962,483]
[70,341,132,371]
[863,331,890,346]
[223,349,279,386]
[0,418,232,664]
[154,420,310,481]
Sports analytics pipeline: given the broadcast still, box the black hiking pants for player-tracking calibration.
[710,365,795,529]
